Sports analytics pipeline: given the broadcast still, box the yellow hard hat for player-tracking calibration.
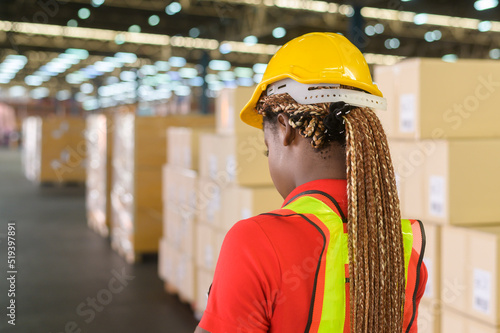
[240,32,383,129]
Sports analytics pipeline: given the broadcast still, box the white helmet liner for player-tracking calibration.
[266,78,387,111]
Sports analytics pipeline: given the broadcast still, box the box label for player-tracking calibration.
[208,154,218,180]
[473,268,492,314]
[226,155,237,182]
[428,175,446,218]
[423,258,433,298]
[395,172,402,199]
[399,94,416,133]
[183,147,191,169]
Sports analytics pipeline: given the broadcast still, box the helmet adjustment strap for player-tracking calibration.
[266,78,387,111]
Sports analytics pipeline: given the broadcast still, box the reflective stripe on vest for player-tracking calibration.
[279,192,425,332]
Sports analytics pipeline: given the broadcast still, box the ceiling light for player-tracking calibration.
[384,38,400,49]
[155,61,170,71]
[209,60,231,71]
[432,30,442,40]
[148,15,160,26]
[114,34,125,45]
[234,67,253,78]
[374,23,384,34]
[490,48,500,59]
[243,35,258,46]
[80,83,94,94]
[120,71,137,81]
[30,87,49,99]
[65,48,89,60]
[189,27,200,38]
[442,54,458,62]
[478,20,492,31]
[252,63,267,74]
[78,8,91,20]
[413,13,428,25]
[91,0,105,7]
[272,27,286,38]
[168,56,186,67]
[179,67,198,78]
[166,2,182,15]
[253,73,263,83]
[115,52,137,64]
[219,43,231,54]
[365,25,375,36]
[25,75,43,86]
[474,0,498,11]
[128,25,141,33]
[9,86,26,98]
[424,31,434,42]
[56,90,71,100]
[189,77,204,87]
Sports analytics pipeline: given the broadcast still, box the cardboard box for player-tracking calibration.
[111,114,214,260]
[22,116,87,183]
[167,127,214,170]
[197,177,223,229]
[441,226,500,326]
[418,300,441,333]
[164,207,194,257]
[216,86,255,135]
[388,140,426,220]
[374,58,500,139]
[373,65,398,137]
[441,307,500,333]
[177,254,195,303]
[86,114,110,236]
[199,132,272,186]
[199,134,220,180]
[158,237,175,282]
[196,223,217,271]
[422,223,441,304]
[424,140,500,225]
[195,267,214,315]
[221,186,282,232]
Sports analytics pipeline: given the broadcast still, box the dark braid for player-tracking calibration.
[256,93,405,333]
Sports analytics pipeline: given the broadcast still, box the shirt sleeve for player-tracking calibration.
[407,260,429,333]
[199,218,281,333]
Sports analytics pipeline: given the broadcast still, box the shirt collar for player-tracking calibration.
[282,178,348,217]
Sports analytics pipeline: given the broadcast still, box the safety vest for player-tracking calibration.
[269,189,425,333]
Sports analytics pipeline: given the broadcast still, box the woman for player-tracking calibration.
[195,32,427,333]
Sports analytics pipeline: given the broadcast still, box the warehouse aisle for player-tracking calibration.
[0,149,198,333]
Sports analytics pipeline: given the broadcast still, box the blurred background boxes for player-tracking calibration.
[22,116,87,184]
[86,114,113,237]
[441,307,500,333]
[374,58,500,140]
[441,226,500,327]
[110,113,214,262]
[419,301,441,333]
[389,138,500,226]
[215,86,256,135]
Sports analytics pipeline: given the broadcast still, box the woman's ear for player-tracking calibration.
[277,113,295,146]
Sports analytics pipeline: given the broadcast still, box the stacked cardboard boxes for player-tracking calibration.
[193,87,283,316]
[110,113,214,263]
[159,126,212,304]
[22,116,87,184]
[375,58,500,333]
[85,114,113,237]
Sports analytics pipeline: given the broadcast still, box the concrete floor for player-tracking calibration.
[0,149,199,333]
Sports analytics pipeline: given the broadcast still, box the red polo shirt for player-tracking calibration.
[199,179,427,332]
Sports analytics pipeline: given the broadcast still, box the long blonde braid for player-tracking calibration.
[257,93,405,333]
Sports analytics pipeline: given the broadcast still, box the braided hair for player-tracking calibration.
[256,93,405,333]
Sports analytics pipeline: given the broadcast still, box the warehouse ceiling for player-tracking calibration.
[0,0,499,105]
